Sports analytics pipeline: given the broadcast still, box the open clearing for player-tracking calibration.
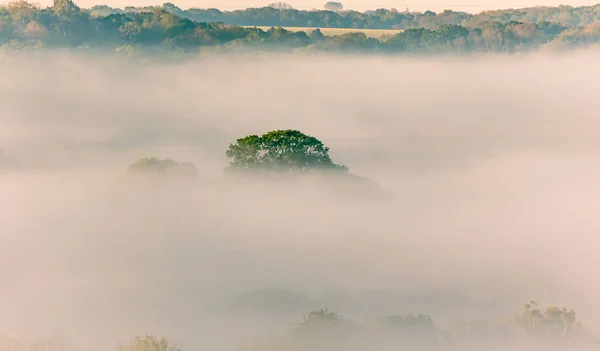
[247,26,403,38]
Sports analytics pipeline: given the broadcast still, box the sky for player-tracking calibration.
[11,0,600,13]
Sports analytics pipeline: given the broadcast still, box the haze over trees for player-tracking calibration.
[2,302,594,351]
[117,336,180,351]
[2,0,600,349]
[268,2,293,10]
[121,130,390,201]
[0,0,599,56]
[324,2,344,13]
[127,157,199,178]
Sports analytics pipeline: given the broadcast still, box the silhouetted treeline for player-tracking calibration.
[1,0,599,56]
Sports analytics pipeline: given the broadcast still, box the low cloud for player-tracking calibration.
[1,51,600,349]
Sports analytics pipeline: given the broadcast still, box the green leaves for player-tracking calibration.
[226,129,348,175]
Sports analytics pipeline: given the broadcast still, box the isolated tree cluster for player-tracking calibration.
[125,129,392,201]
[268,2,293,10]
[225,129,348,175]
[128,130,347,179]
[324,2,344,13]
[127,157,198,178]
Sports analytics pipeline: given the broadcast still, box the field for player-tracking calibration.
[247,26,403,38]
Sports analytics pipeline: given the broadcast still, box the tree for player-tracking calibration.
[324,2,344,12]
[268,2,293,10]
[378,314,440,336]
[309,28,326,41]
[53,0,80,16]
[520,301,578,339]
[127,157,198,178]
[23,20,48,37]
[6,1,37,24]
[119,21,141,40]
[162,2,184,17]
[296,309,343,330]
[117,336,180,351]
[162,2,182,12]
[225,129,347,175]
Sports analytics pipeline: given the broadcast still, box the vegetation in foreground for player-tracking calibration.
[1,302,597,351]
[1,0,600,58]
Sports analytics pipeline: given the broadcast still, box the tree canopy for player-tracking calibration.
[0,1,598,56]
[117,336,180,351]
[225,129,347,175]
[268,2,293,10]
[324,2,344,13]
[96,2,600,31]
[127,157,198,178]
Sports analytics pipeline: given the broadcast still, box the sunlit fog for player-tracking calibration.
[1,51,600,350]
[2,0,600,348]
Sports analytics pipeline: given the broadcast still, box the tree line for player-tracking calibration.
[1,0,599,56]
[93,2,600,30]
[1,302,595,351]
[0,0,600,57]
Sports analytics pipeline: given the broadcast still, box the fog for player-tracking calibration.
[1,51,600,350]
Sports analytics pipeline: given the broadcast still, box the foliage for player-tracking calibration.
[268,2,293,10]
[324,2,344,13]
[0,0,599,56]
[117,336,180,351]
[127,157,198,178]
[288,308,362,350]
[279,303,595,350]
[0,303,596,351]
[145,3,598,31]
[225,130,347,175]
[518,301,580,339]
[377,313,439,334]
[296,308,343,330]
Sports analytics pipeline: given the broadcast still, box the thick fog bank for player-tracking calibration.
[2,51,600,349]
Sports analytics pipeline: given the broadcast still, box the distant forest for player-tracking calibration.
[99,2,600,29]
[1,0,600,56]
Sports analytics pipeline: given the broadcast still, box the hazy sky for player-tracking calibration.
[14,0,600,12]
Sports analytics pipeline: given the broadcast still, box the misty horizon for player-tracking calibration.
[3,0,600,13]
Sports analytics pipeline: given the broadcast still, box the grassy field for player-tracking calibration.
[248,26,402,38]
